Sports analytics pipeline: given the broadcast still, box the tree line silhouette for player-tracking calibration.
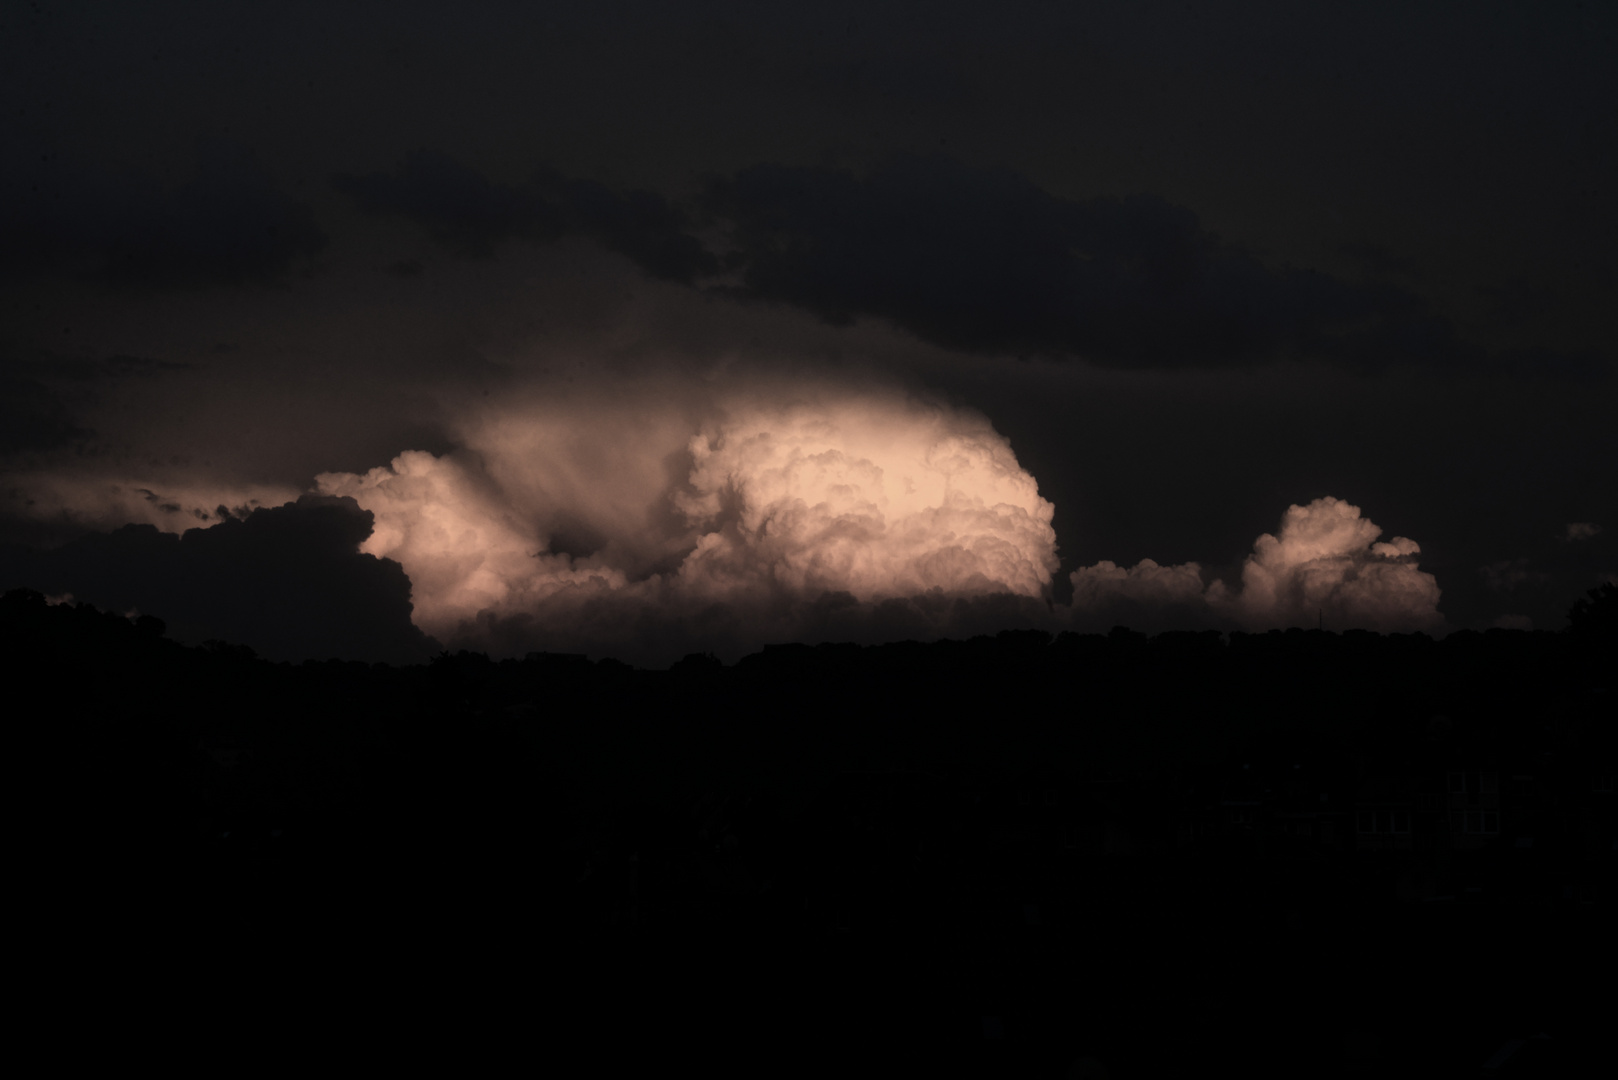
[11,583,1613,1077]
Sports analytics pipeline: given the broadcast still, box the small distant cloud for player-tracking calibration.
[1566,522,1602,542]
[1490,614,1533,631]
[1480,558,1548,591]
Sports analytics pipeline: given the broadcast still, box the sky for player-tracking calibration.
[2,0,1613,665]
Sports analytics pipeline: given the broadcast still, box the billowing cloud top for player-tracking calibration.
[1225,497,1441,631]
[1070,496,1443,634]
[315,381,1058,662]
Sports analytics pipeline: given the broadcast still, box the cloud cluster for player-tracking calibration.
[1227,498,1442,630]
[314,381,1059,664]
[1070,497,1443,633]
[4,354,1450,658]
[1067,558,1215,633]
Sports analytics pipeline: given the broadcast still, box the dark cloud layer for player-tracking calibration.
[0,495,434,664]
[333,150,564,258]
[330,151,1606,377]
[0,349,194,456]
[0,139,326,288]
[334,151,716,283]
[0,375,88,454]
[708,157,1603,377]
[707,156,1378,369]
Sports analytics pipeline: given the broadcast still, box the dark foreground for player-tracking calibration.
[13,588,1613,1077]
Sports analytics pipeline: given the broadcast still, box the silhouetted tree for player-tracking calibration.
[1567,582,1618,639]
[7,584,1610,1079]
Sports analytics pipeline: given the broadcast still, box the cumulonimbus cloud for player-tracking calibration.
[312,374,1442,658]
[1069,496,1443,633]
[5,366,1448,659]
[314,379,1059,663]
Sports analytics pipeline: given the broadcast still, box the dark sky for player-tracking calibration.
[2,0,1613,663]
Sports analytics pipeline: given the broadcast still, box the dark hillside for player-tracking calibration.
[9,587,1611,1077]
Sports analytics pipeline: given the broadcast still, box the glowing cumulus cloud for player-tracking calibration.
[1221,496,1441,631]
[315,383,1059,653]
[1069,496,1443,633]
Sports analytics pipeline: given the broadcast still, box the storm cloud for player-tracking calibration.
[1,3,1611,652]
[314,378,1058,665]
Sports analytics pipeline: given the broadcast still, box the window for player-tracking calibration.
[1447,772,1467,794]
[1359,809,1411,834]
[1479,772,1499,794]
[1460,811,1500,834]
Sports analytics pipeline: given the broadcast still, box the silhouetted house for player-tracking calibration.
[1172,773,1220,849]
[1080,771,1147,855]
[196,735,246,773]
[1171,758,1271,854]
[1415,761,1450,854]
[978,765,1131,855]
[1542,722,1618,904]
[1355,764,1416,852]
[1444,758,1504,851]
[1271,758,1347,851]
[1205,754,1298,857]
[1169,732,1357,858]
